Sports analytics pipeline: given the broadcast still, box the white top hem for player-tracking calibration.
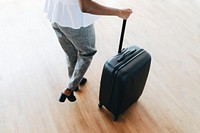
[44,0,100,29]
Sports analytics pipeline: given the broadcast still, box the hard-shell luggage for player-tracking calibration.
[98,20,151,121]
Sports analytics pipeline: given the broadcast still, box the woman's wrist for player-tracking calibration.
[117,9,122,18]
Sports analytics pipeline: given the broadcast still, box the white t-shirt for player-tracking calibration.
[44,0,99,29]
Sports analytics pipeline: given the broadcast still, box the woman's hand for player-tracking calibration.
[118,9,133,20]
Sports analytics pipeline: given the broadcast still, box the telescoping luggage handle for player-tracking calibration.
[118,19,127,53]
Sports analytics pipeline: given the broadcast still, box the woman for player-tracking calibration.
[44,0,132,102]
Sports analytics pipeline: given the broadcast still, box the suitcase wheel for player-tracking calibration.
[112,115,118,121]
[98,102,103,108]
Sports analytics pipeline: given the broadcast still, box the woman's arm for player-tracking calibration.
[78,0,132,20]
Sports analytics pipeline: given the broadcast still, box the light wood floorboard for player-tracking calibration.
[0,0,200,132]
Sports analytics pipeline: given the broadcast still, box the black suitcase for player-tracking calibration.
[98,20,151,121]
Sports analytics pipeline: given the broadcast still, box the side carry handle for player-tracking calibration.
[118,19,127,53]
[117,49,136,62]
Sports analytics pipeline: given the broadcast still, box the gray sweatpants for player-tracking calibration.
[52,23,97,90]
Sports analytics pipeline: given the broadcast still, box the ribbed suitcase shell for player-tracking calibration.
[99,45,151,120]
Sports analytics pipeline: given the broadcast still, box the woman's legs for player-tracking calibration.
[52,23,96,99]
[52,23,77,79]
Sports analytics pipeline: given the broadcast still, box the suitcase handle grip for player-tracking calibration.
[118,20,127,53]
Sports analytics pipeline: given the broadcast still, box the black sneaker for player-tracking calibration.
[79,77,87,85]
[59,91,76,102]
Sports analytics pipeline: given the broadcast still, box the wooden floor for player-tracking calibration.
[1,0,200,132]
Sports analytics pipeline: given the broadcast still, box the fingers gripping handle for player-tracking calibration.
[118,20,127,53]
